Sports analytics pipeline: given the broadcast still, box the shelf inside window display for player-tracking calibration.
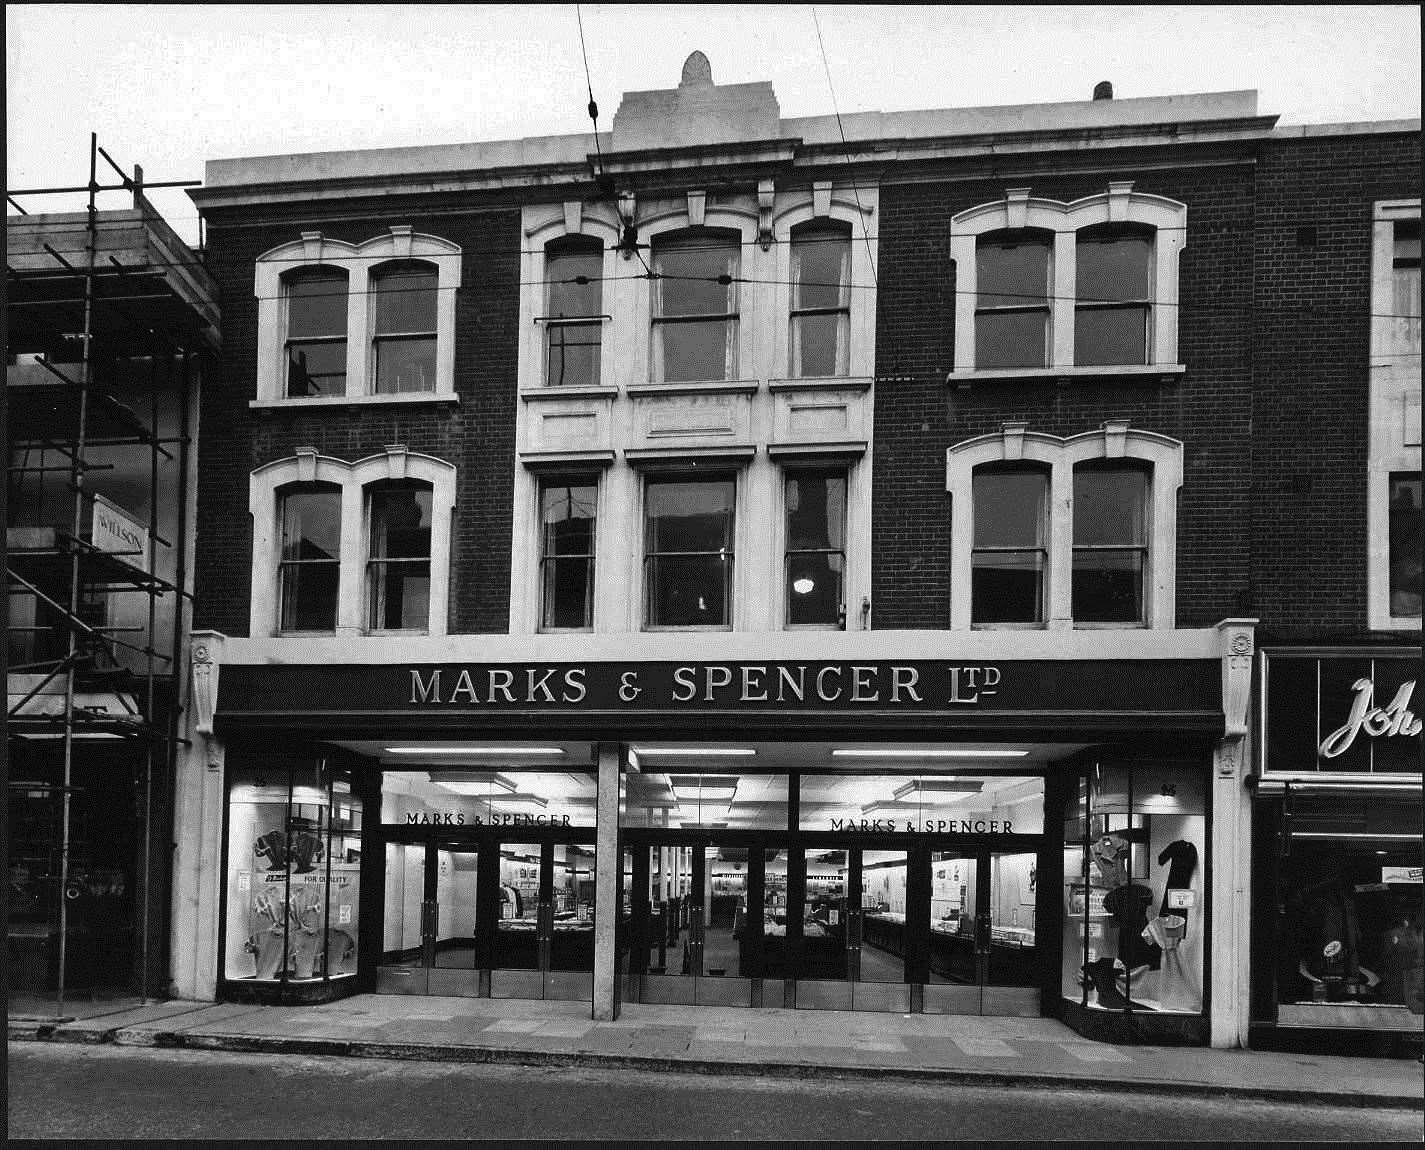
[1062,760,1206,1014]
[224,763,363,984]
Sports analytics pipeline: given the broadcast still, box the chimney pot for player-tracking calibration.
[1093,81,1113,101]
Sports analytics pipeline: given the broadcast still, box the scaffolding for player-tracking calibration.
[6,135,218,1014]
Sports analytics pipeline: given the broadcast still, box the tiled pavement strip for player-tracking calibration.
[9,993,1422,1108]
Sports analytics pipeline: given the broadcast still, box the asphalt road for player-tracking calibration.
[7,1044,1423,1142]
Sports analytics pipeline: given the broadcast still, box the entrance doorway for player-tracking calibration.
[623,837,1041,1015]
[377,835,596,1000]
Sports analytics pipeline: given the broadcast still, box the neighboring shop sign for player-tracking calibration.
[218,659,1220,719]
[91,494,149,571]
[1264,651,1424,776]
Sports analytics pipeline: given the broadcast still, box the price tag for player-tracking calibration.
[238,872,251,893]
[338,904,353,925]
[1167,889,1195,910]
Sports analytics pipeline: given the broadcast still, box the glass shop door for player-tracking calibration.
[376,838,480,997]
[487,840,596,1001]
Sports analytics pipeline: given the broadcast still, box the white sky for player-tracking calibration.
[6,4,1421,246]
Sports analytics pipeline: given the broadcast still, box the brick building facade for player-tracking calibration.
[171,59,1419,1054]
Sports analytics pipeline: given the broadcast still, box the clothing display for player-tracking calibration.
[1081,956,1148,1010]
[253,830,288,871]
[1090,834,1129,889]
[1157,840,1198,931]
[1142,914,1195,1011]
[1104,883,1161,971]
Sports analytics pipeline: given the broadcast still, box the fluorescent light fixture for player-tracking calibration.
[831,748,1028,759]
[635,747,757,757]
[891,779,985,800]
[387,746,565,756]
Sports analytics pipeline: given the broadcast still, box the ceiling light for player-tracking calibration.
[635,747,757,757]
[793,577,816,595]
[489,793,550,808]
[831,748,1028,759]
[891,779,985,800]
[432,772,517,793]
[386,746,566,756]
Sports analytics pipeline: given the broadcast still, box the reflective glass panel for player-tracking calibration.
[381,771,598,829]
[621,773,789,830]
[798,775,1044,834]
[1389,473,1423,617]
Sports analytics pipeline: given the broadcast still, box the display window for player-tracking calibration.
[223,758,362,986]
[1275,799,1423,1027]
[1061,759,1206,1014]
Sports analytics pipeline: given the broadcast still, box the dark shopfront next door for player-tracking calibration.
[376,832,596,1001]
[625,835,1044,1015]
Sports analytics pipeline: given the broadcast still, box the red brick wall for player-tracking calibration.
[194,198,521,636]
[871,161,1259,628]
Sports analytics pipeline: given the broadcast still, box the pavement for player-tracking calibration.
[9,992,1423,1109]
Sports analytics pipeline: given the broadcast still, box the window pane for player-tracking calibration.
[369,562,431,630]
[1075,306,1148,366]
[786,472,847,551]
[654,241,737,317]
[973,470,1047,548]
[646,554,731,626]
[787,551,844,626]
[286,341,347,397]
[1072,549,1145,623]
[545,322,601,387]
[373,265,437,334]
[547,245,603,318]
[791,312,849,377]
[281,489,341,561]
[646,479,735,553]
[1074,468,1147,546]
[659,318,734,382]
[1076,233,1151,303]
[374,337,436,394]
[978,236,1049,308]
[543,556,593,629]
[286,272,348,338]
[1389,473,1423,617]
[281,560,339,631]
[972,551,1045,624]
[975,309,1048,369]
[542,482,597,556]
[792,227,850,313]
[370,486,432,560]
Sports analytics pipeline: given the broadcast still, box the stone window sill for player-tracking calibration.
[946,364,1186,387]
[250,393,460,410]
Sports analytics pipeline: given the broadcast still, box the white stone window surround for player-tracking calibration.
[639,205,762,385]
[769,183,879,383]
[948,183,1187,381]
[520,205,621,392]
[946,421,1183,631]
[1367,198,1423,632]
[252,227,462,405]
[249,447,455,637]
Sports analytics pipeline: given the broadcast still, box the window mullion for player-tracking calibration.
[1052,230,1075,370]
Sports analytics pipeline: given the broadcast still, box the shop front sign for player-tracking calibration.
[1265,650,1424,776]
[825,815,1016,834]
[219,658,1221,724]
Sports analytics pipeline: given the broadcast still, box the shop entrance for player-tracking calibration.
[377,833,596,1000]
[624,836,1041,1015]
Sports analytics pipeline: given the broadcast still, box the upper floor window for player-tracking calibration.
[784,469,847,627]
[644,475,735,627]
[975,231,1052,370]
[372,262,438,394]
[1391,220,1421,356]
[284,268,348,397]
[1075,226,1152,367]
[950,184,1186,377]
[948,422,1182,630]
[544,236,604,388]
[971,466,1048,625]
[651,230,739,382]
[540,477,598,630]
[278,484,342,632]
[789,221,851,377]
[250,448,456,637]
[1389,472,1423,618]
[254,227,461,404]
[367,482,433,631]
[1072,463,1149,623]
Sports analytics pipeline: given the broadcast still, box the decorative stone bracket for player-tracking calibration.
[1216,618,1258,778]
